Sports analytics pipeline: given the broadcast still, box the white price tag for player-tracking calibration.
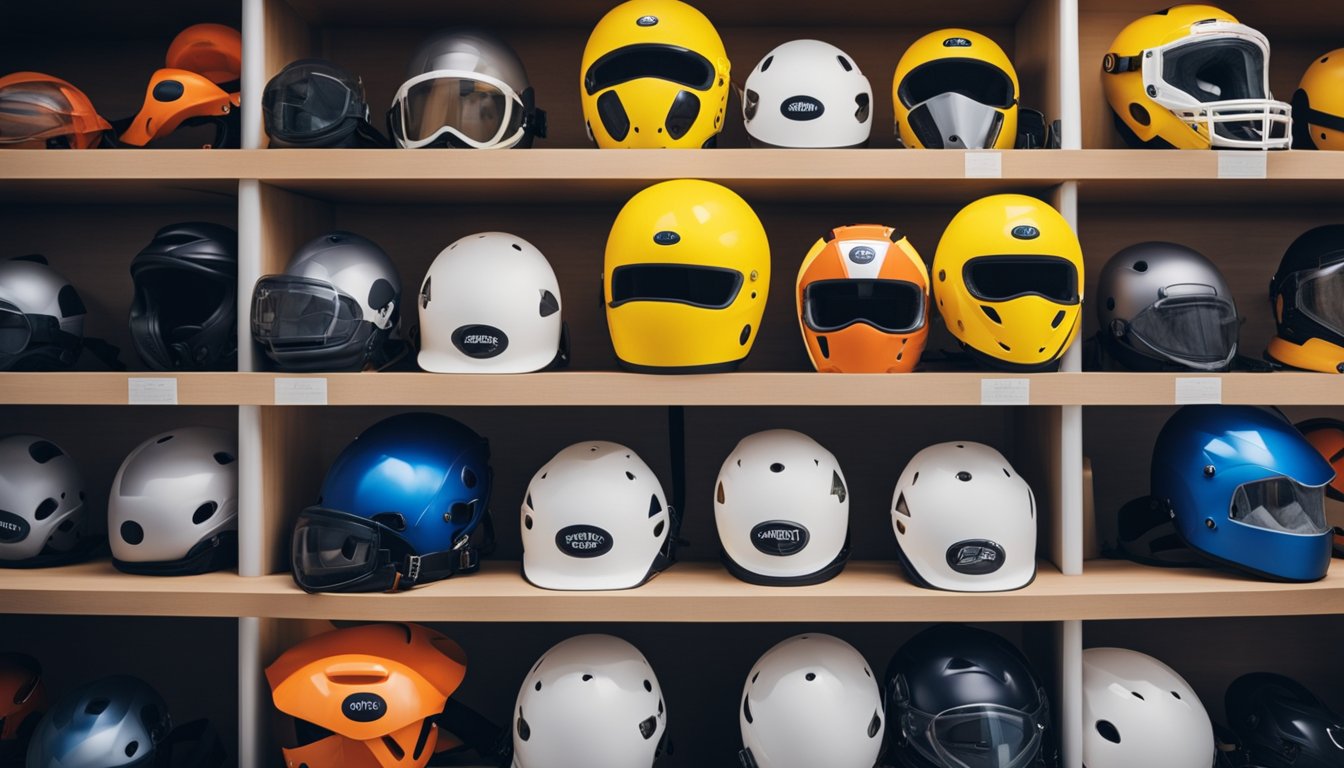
[964,151,1003,179]
[981,378,1030,406]
[275,377,328,405]
[1217,151,1267,179]
[1175,377,1222,405]
[128,377,178,405]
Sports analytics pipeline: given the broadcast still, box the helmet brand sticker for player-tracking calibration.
[848,246,877,264]
[0,510,30,543]
[1011,225,1040,240]
[452,324,509,359]
[781,96,825,121]
[556,525,614,558]
[653,230,681,246]
[342,693,387,722]
[946,539,1006,575]
[943,37,973,47]
[637,15,658,26]
[750,520,810,556]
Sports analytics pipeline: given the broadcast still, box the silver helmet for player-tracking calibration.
[0,256,86,371]
[0,434,89,567]
[26,675,171,768]
[1096,241,1239,371]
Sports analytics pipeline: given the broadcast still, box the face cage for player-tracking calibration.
[390,69,526,149]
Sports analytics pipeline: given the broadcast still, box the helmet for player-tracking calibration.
[0,72,110,149]
[119,68,240,148]
[0,653,43,761]
[1101,5,1291,150]
[890,441,1037,592]
[742,40,872,148]
[739,634,884,768]
[389,29,546,149]
[1296,418,1344,501]
[266,622,468,768]
[1267,225,1344,374]
[512,634,667,768]
[1293,49,1344,150]
[604,179,770,373]
[932,194,1083,372]
[713,429,850,586]
[26,675,172,768]
[1225,673,1344,768]
[796,223,930,373]
[0,256,88,371]
[521,441,671,590]
[165,23,242,86]
[0,435,89,567]
[417,232,564,374]
[885,624,1054,768]
[292,413,492,592]
[263,59,389,148]
[130,222,238,371]
[580,0,730,149]
[1096,242,1239,372]
[1151,405,1335,582]
[108,426,238,576]
[893,29,1020,150]
[252,231,402,373]
[1081,647,1214,768]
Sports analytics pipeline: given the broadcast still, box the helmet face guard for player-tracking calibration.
[253,275,367,351]
[291,507,481,593]
[263,61,384,148]
[390,69,532,149]
[903,700,1048,768]
[1292,260,1344,339]
[1124,293,1239,370]
[1229,477,1327,535]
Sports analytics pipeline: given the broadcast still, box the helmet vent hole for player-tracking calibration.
[897,519,906,534]
[946,658,976,671]
[34,498,57,521]
[120,521,144,545]
[831,471,847,502]
[1051,310,1065,329]
[648,495,662,517]
[524,493,533,510]
[981,305,1002,324]
[156,435,174,444]
[1133,261,1148,273]
[752,671,759,683]
[626,471,636,481]
[911,472,919,486]
[582,674,594,682]
[939,269,946,282]
[372,512,407,531]
[639,715,658,740]
[27,441,62,464]
[1003,468,1011,477]
[420,276,432,308]
[511,243,522,251]
[462,468,478,488]
[895,493,911,517]
[213,452,235,465]
[1106,297,1115,311]
[805,673,816,681]
[1130,691,1145,701]
[760,56,773,72]
[539,289,560,317]
[125,741,139,758]
[535,681,542,691]
[740,324,751,345]
[998,341,1011,351]
[957,471,972,482]
[770,463,785,473]
[192,501,218,524]
[854,93,870,122]
[382,735,405,760]
[868,712,881,738]
[1171,690,1181,699]
[716,482,725,504]
[1095,720,1121,744]
[658,699,664,714]
[86,698,110,715]
[517,714,531,741]
[743,696,753,723]
[58,519,75,532]
[864,667,871,677]
[644,679,652,692]
[653,520,665,537]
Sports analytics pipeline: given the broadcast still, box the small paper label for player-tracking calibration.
[128,377,178,405]
[964,151,1003,178]
[1217,152,1267,179]
[1175,377,1222,405]
[981,378,1030,405]
[275,377,328,405]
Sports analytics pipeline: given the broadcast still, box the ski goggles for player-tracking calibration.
[903,700,1048,768]
[1127,294,1238,371]
[291,507,477,593]
[389,69,527,149]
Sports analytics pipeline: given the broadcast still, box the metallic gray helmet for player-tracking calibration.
[0,256,86,371]
[251,231,402,372]
[26,675,170,768]
[1096,242,1239,371]
[0,434,89,567]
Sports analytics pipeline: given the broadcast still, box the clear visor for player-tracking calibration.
[1298,262,1344,337]
[804,279,925,333]
[0,301,33,354]
[907,703,1045,768]
[252,275,364,347]
[391,70,521,148]
[0,82,76,143]
[291,508,396,592]
[1128,295,1238,369]
[263,65,365,137]
[1230,478,1327,535]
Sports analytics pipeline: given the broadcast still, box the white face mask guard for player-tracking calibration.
[390,68,526,149]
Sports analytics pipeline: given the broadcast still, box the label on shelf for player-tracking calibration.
[964,152,1003,179]
[127,377,178,405]
[1216,152,1267,179]
[274,377,328,405]
[980,378,1030,405]
[1175,377,1222,404]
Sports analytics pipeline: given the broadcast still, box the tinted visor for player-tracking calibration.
[395,76,518,144]
[907,703,1045,768]
[263,63,364,137]
[0,301,32,354]
[965,257,1079,304]
[609,264,742,308]
[1230,478,1328,535]
[898,59,1016,109]
[1128,295,1238,368]
[585,44,715,95]
[252,275,364,348]
[0,81,75,143]
[1298,262,1344,337]
[804,279,924,333]
[291,507,398,592]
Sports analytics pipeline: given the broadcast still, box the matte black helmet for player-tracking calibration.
[129,222,238,371]
[1226,673,1344,768]
[262,59,389,148]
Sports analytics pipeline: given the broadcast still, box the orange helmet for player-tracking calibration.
[0,72,110,149]
[1297,419,1344,501]
[166,23,242,85]
[265,622,468,768]
[0,653,43,753]
[796,224,930,373]
[119,68,240,148]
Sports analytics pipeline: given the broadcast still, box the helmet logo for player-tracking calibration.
[750,521,810,556]
[556,524,613,558]
[637,15,658,26]
[342,693,387,722]
[946,540,1006,575]
[653,230,681,246]
[943,37,973,47]
[0,510,30,543]
[781,96,825,121]
[1011,225,1040,240]
[848,246,877,265]
[452,325,509,359]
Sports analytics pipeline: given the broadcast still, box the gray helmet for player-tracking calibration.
[26,675,170,768]
[0,434,89,567]
[0,256,86,371]
[389,29,546,149]
[1096,242,1239,371]
[251,231,402,372]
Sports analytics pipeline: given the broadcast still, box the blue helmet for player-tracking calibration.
[1152,405,1335,582]
[291,412,493,592]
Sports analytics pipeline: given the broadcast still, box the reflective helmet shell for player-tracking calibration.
[26,675,171,768]
[1081,648,1214,768]
[893,29,1019,150]
[0,435,85,564]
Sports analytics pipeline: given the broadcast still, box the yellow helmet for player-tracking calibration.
[892,29,1019,150]
[933,194,1083,372]
[1293,49,1344,150]
[580,0,730,148]
[604,179,769,372]
[1101,5,1290,150]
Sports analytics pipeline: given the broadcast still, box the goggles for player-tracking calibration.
[291,507,480,593]
[390,69,528,149]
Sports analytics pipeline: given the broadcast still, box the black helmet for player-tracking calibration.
[129,222,238,371]
[1267,225,1344,374]
[262,59,390,148]
[886,624,1056,768]
[1226,673,1344,768]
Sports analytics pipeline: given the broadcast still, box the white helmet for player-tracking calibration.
[512,634,667,768]
[417,232,564,373]
[890,441,1037,592]
[108,426,239,575]
[1082,648,1214,768]
[742,40,873,148]
[521,441,671,590]
[739,634,884,768]
[714,429,850,585]
[0,435,89,566]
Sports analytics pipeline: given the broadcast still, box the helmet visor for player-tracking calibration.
[609,264,743,309]
[1160,37,1267,104]
[1298,262,1344,337]
[907,703,1045,768]
[262,63,364,137]
[1230,478,1327,535]
[392,71,519,146]
[0,81,75,143]
[804,279,925,333]
[252,275,364,348]
[964,257,1079,304]
[906,91,1005,149]
[291,508,398,592]
[584,44,716,94]
[0,301,33,355]
[1128,295,1238,368]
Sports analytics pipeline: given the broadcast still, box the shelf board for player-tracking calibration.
[3,559,1342,622]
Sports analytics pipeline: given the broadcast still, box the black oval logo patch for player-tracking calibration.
[848,246,877,265]
[1011,225,1040,240]
[342,693,387,722]
[943,37,973,47]
[781,96,825,121]
[653,230,680,246]
[636,14,658,26]
[751,521,810,556]
[556,525,613,558]
[0,510,30,543]
[452,325,509,359]
[946,540,1006,575]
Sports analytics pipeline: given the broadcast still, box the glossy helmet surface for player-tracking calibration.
[894,29,1020,150]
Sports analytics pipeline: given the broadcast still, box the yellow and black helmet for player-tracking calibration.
[580,0,730,148]
[933,194,1083,372]
[604,179,769,372]
[1293,49,1344,151]
[892,29,1019,150]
